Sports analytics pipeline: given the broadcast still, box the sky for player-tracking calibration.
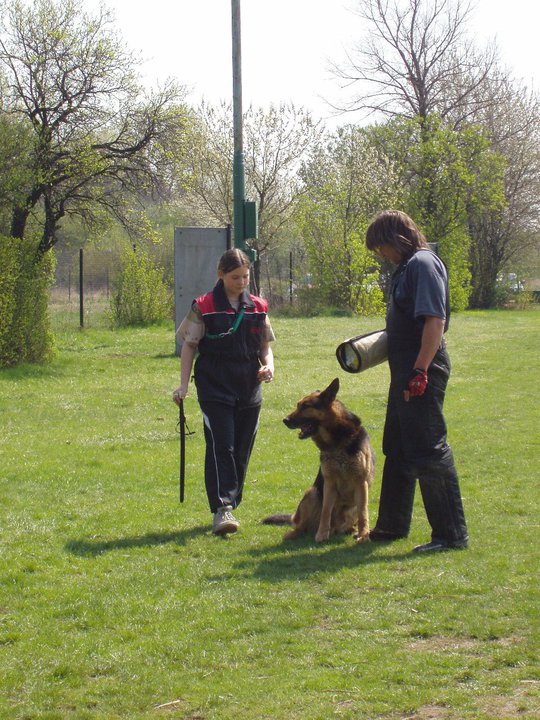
[85,0,539,128]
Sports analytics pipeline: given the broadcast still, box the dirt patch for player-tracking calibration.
[479,681,540,718]
[405,706,449,719]
[406,635,481,654]
[377,707,449,720]
[406,634,525,654]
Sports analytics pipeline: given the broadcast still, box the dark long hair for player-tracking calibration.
[217,248,251,274]
[366,210,429,259]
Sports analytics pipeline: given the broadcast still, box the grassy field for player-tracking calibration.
[0,307,538,720]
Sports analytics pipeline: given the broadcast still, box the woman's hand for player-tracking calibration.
[172,385,188,405]
[257,365,274,383]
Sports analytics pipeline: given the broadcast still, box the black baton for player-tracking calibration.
[179,399,186,503]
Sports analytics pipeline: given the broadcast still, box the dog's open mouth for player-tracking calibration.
[298,423,317,439]
[283,416,318,439]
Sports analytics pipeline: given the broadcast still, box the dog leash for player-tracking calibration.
[204,306,245,339]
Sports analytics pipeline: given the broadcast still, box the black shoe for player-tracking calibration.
[369,528,406,542]
[413,540,468,553]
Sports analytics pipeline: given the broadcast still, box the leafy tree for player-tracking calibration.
[297,125,401,314]
[0,0,189,256]
[465,79,540,306]
[369,116,505,310]
[0,0,190,364]
[0,99,33,234]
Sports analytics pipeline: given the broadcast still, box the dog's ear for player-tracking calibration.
[320,377,339,403]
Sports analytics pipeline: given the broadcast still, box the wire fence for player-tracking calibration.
[50,243,314,329]
[50,246,117,329]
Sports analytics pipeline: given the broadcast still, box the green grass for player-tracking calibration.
[0,307,539,720]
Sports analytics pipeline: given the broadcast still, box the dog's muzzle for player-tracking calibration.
[283,416,317,439]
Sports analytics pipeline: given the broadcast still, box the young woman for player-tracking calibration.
[365,210,468,552]
[172,249,275,536]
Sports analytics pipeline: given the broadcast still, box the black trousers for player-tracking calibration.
[375,348,468,546]
[199,400,261,513]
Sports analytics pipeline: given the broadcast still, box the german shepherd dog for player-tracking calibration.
[263,378,374,543]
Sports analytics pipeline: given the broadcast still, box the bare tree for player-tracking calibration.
[333,0,501,123]
[186,102,324,289]
[244,105,323,253]
[184,102,235,228]
[0,0,189,255]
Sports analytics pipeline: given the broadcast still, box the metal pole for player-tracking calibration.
[79,248,84,328]
[290,251,293,305]
[231,0,245,250]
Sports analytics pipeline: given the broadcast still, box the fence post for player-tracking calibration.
[79,248,84,328]
[289,251,293,305]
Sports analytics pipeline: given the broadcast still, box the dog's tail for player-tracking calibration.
[261,513,294,526]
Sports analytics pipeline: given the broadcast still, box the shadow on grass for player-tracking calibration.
[0,362,65,382]
[65,525,209,557]
[211,534,416,583]
[153,352,177,360]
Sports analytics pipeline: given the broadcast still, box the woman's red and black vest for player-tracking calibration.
[193,280,268,406]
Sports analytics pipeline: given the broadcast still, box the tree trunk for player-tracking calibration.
[11,207,29,240]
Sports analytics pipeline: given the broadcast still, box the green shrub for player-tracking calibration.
[492,283,535,309]
[0,235,55,368]
[0,238,18,365]
[513,290,536,309]
[110,247,172,327]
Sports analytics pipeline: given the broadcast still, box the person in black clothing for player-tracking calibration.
[173,249,275,536]
[365,210,468,552]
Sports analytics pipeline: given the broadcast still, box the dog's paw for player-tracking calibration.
[315,531,330,543]
[283,529,299,541]
[354,532,370,544]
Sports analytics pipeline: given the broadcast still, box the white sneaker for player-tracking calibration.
[212,506,240,536]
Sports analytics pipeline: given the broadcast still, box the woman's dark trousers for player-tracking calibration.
[199,400,260,513]
[375,350,468,546]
